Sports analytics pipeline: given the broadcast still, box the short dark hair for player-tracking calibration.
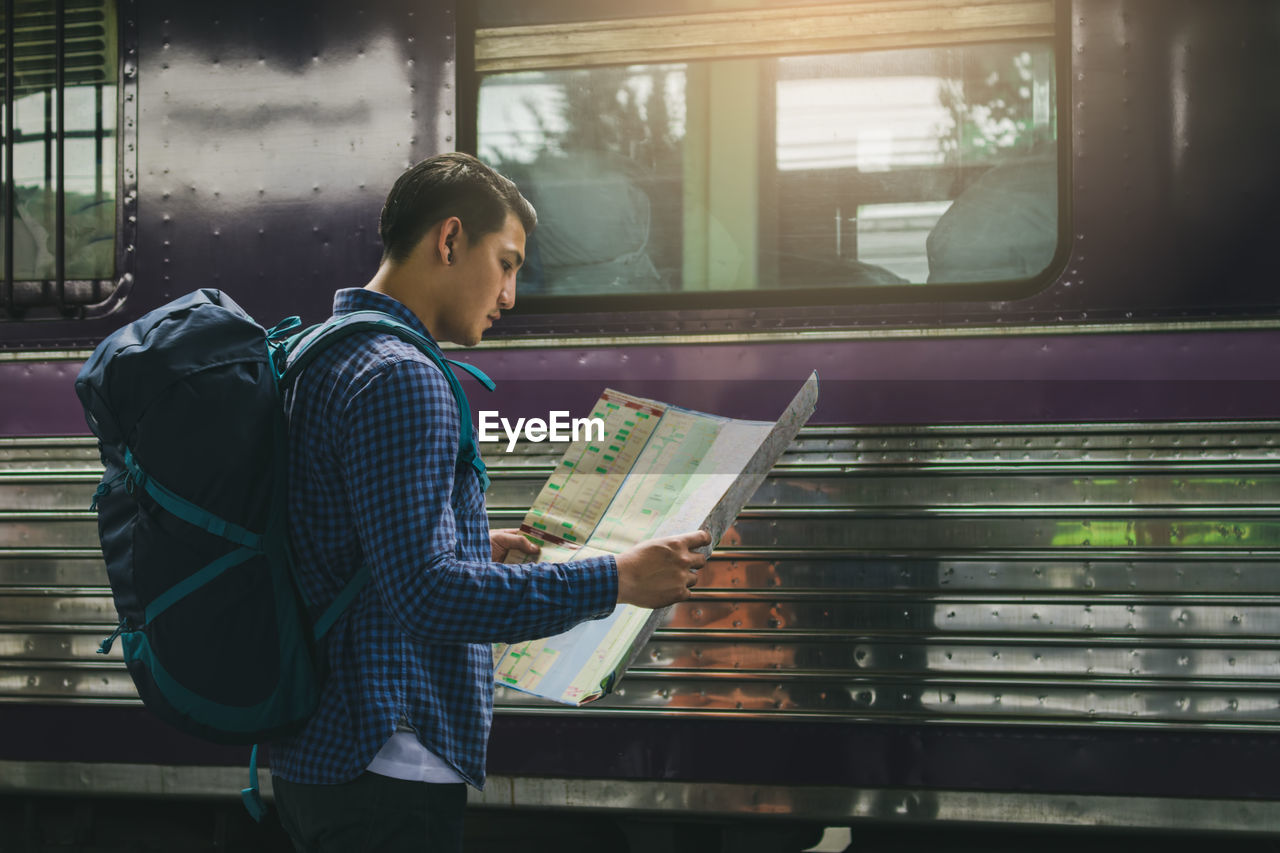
[378,152,537,264]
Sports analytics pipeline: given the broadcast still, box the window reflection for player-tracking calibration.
[478,39,1057,297]
[1,0,117,307]
[480,66,685,295]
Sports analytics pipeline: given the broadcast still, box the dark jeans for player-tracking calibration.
[272,772,466,853]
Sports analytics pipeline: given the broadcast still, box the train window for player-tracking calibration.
[1,0,118,321]
[474,0,1061,303]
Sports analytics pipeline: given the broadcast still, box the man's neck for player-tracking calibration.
[365,261,441,338]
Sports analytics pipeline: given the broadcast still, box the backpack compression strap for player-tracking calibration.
[277,310,494,490]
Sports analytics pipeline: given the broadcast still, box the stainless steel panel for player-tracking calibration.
[476,477,547,509]
[0,760,277,801]
[496,675,1280,726]
[708,515,1280,551]
[0,439,102,469]
[0,477,100,511]
[790,423,1280,444]
[490,509,1232,549]
[0,554,107,586]
[481,423,1280,467]
[0,665,136,700]
[638,638,1280,680]
[5,424,1280,729]
[11,426,1280,462]
[471,775,1280,833]
[782,447,1280,465]
[661,597,1280,638]
[481,471,1280,510]
[745,432,1280,466]
[0,591,117,625]
[747,471,1280,507]
[0,513,100,548]
[694,555,1280,594]
[0,630,120,661]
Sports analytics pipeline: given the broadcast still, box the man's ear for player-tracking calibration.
[436,216,463,265]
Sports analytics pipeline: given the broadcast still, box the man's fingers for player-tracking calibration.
[672,528,712,550]
[494,529,540,554]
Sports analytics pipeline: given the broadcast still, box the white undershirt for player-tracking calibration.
[366,727,465,784]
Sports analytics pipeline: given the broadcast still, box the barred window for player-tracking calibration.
[1,0,117,321]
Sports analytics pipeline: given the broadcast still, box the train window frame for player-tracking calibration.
[461,0,1072,333]
[1,0,133,323]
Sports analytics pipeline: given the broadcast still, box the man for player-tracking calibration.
[269,152,709,851]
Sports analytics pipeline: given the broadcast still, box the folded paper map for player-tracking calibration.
[493,372,819,705]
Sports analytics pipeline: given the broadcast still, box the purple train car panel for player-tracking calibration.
[2,0,1280,838]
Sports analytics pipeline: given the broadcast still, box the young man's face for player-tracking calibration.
[439,212,525,346]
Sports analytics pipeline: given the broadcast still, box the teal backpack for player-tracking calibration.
[74,289,492,818]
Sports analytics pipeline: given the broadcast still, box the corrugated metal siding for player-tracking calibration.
[3,425,1280,727]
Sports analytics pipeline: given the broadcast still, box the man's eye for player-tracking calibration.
[501,261,512,272]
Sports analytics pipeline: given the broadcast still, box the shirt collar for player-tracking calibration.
[332,288,440,350]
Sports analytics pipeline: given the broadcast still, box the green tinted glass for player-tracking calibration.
[478,40,1057,297]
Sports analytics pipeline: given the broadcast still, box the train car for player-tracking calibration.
[3,0,1280,848]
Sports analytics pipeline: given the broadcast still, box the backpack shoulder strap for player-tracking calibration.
[273,311,496,649]
[277,310,493,490]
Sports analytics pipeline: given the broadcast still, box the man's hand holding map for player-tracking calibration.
[494,372,819,705]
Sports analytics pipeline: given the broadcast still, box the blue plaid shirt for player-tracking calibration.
[269,288,618,787]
